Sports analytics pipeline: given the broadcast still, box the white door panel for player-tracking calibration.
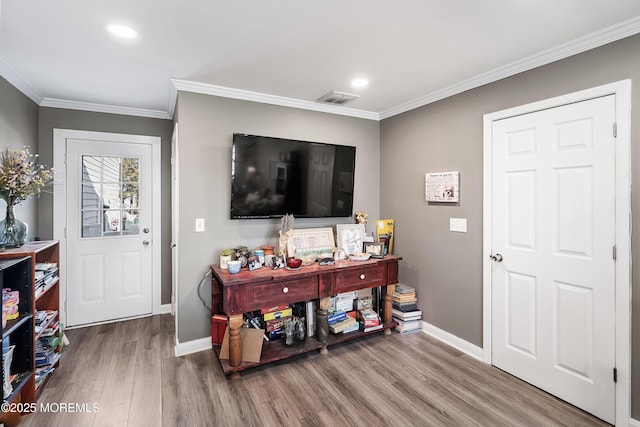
[67,138,153,326]
[491,95,615,423]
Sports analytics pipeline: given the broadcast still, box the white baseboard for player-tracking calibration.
[175,337,211,357]
[421,321,484,361]
[160,303,172,314]
[628,417,640,427]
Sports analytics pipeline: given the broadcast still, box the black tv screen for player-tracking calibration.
[231,133,356,219]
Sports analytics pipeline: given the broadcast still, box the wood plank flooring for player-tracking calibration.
[18,315,608,427]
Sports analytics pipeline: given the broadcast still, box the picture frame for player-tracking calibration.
[363,241,385,258]
[425,171,459,203]
[273,255,286,269]
[336,223,365,255]
[287,227,335,258]
[247,256,262,271]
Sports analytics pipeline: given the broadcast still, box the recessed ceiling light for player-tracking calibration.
[107,23,138,39]
[351,78,369,88]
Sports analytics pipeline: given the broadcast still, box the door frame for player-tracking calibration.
[52,128,162,326]
[482,80,631,425]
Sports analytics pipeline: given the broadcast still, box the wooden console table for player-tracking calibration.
[210,255,401,377]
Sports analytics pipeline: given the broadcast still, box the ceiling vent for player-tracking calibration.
[316,91,360,105]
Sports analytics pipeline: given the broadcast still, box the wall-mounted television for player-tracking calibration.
[231,133,356,219]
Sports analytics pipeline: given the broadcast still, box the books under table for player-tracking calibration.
[329,316,357,334]
[395,318,422,333]
[394,283,415,294]
[392,308,422,321]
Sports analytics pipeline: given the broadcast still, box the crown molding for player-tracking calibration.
[380,15,640,120]
[0,57,43,105]
[39,97,172,120]
[171,79,380,121]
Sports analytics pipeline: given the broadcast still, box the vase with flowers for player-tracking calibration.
[0,148,52,248]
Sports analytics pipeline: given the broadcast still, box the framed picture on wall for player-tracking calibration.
[425,171,459,202]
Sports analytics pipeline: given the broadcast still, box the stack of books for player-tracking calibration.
[358,308,383,333]
[392,283,422,333]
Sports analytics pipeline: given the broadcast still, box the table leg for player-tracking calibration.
[317,296,331,354]
[228,314,243,367]
[383,283,396,336]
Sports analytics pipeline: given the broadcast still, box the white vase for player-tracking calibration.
[220,255,231,269]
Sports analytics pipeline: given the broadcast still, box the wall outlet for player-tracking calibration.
[195,218,205,232]
[450,218,467,233]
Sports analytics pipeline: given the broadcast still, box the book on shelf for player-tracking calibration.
[392,308,422,321]
[328,316,357,334]
[358,308,380,327]
[328,310,347,324]
[342,322,360,334]
[360,323,384,333]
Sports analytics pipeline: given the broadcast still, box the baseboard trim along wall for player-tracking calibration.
[160,303,172,314]
[421,321,484,361]
[175,337,211,357]
[629,417,640,427]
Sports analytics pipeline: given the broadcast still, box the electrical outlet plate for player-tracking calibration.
[450,218,467,233]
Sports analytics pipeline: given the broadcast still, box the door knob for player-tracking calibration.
[143,228,150,234]
[489,253,503,262]
[143,240,150,246]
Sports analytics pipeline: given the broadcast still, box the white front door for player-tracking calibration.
[490,95,616,422]
[63,135,155,327]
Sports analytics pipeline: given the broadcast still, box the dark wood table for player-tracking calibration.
[211,255,401,377]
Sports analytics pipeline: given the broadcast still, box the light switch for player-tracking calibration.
[195,218,205,232]
[450,218,467,233]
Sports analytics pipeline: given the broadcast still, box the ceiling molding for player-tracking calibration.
[0,57,43,105]
[171,79,380,121]
[39,98,172,120]
[379,15,640,120]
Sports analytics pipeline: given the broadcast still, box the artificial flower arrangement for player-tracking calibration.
[0,147,52,247]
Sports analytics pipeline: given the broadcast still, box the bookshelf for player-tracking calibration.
[1,256,33,426]
[211,255,401,377]
[0,241,60,424]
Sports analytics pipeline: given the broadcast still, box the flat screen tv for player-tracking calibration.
[231,133,356,219]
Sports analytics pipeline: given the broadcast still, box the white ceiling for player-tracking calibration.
[2,1,640,120]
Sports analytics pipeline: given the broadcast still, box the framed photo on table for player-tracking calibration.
[286,227,335,258]
[336,223,365,255]
[363,241,385,258]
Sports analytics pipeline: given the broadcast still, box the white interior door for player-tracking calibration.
[66,138,153,326]
[490,95,616,423]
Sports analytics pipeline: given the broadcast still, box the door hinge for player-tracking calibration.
[613,122,617,138]
[613,367,617,383]
[613,245,617,260]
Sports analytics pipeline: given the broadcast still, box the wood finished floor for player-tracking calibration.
[19,314,608,427]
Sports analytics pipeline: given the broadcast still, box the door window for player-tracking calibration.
[81,156,140,237]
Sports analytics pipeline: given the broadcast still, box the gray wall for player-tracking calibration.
[174,92,380,342]
[37,107,173,304]
[380,34,640,416]
[0,77,39,239]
